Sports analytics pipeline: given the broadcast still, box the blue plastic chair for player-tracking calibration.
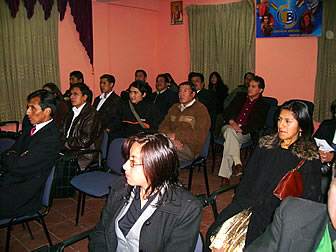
[180,133,211,196]
[0,138,15,155]
[70,138,126,225]
[0,166,56,252]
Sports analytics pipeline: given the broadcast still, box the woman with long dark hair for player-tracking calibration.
[206,100,321,250]
[208,72,229,114]
[89,133,202,251]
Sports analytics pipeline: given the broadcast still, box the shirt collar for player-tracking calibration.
[180,99,196,111]
[33,119,53,134]
[72,102,86,114]
[99,90,114,99]
[156,88,168,94]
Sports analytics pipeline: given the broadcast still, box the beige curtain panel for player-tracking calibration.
[185,1,255,89]
[313,0,336,122]
[0,1,60,122]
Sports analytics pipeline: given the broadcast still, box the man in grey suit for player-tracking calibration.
[246,179,336,251]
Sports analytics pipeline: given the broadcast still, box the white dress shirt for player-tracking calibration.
[96,91,114,111]
[66,103,86,138]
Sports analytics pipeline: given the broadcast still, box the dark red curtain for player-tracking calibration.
[5,0,94,65]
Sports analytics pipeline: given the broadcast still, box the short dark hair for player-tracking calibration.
[244,72,255,79]
[42,83,63,104]
[123,133,181,202]
[280,100,314,141]
[179,81,197,93]
[135,69,147,78]
[156,74,168,83]
[129,80,152,96]
[70,83,93,104]
[70,71,84,82]
[100,74,115,86]
[27,89,56,116]
[188,72,204,83]
[252,75,265,90]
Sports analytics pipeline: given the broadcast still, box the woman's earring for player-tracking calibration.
[299,131,302,137]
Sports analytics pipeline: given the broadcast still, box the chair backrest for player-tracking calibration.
[194,233,204,252]
[0,138,15,155]
[42,166,56,208]
[106,138,126,175]
[101,130,109,160]
[199,132,211,158]
[263,96,278,107]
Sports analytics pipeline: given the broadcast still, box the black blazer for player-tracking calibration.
[223,92,270,134]
[93,92,121,129]
[0,121,61,219]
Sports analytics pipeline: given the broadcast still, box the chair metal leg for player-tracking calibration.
[187,166,194,190]
[39,214,53,246]
[211,144,217,174]
[210,198,219,220]
[75,192,83,226]
[6,223,12,252]
[25,222,34,240]
[203,163,210,197]
[81,194,86,216]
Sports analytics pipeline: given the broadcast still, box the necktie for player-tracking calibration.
[30,126,36,136]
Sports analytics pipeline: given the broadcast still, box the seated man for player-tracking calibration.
[61,83,103,171]
[63,70,84,101]
[246,179,336,252]
[218,76,270,186]
[159,82,211,162]
[189,72,216,132]
[108,80,160,141]
[149,74,179,122]
[223,72,255,109]
[93,74,120,130]
[0,90,61,219]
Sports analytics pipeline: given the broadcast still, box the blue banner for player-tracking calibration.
[256,0,323,38]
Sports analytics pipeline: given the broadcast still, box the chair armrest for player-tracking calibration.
[208,184,238,219]
[73,149,101,158]
[0,120,20,133]
[49,229,94,252]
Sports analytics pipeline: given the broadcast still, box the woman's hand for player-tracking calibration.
[319,150,334,163]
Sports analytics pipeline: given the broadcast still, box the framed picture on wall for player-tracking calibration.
[171,1,183,25]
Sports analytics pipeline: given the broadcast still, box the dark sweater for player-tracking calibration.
[108,100,161,140]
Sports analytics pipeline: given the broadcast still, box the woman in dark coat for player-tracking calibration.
[206,101,321,250]
[89,133,202,251]
[208,72,229,115]
[107,80,160,141]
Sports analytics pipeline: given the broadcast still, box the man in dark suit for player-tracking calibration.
[0,90,61,219]
[62,83,103,171]
[93,74,120,130]
[149,74,179,123]
[189,72,216,132]
[218,76,270,186]
[246,179,336,251]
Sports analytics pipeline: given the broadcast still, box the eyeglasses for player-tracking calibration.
[129,159,143,168]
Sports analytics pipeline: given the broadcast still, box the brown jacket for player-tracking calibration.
[61,103,103,170]
[159,100,211,157]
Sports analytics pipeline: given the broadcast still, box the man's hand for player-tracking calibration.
[167,133,176,141]
[319,150,334,163]
[172,139,183,150]
[229,120,242,133]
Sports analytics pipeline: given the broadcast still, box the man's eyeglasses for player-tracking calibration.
[129,159,143,168]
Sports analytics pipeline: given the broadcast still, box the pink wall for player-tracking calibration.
[58,0,318,105]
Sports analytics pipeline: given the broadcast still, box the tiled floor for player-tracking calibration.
[0,149,247,251]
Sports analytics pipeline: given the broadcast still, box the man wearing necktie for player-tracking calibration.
[0,90,61,219]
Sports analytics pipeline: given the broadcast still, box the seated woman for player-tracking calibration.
[206,100,321,250]
[208,72,229,115]
[313,99,336,202]
[107,80,160,141]
[89,133,202,251]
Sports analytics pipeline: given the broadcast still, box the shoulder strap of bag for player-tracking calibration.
[128,100,147,129]
[294,160,305,171]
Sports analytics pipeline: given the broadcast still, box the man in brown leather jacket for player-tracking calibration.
[61,83,103,171]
